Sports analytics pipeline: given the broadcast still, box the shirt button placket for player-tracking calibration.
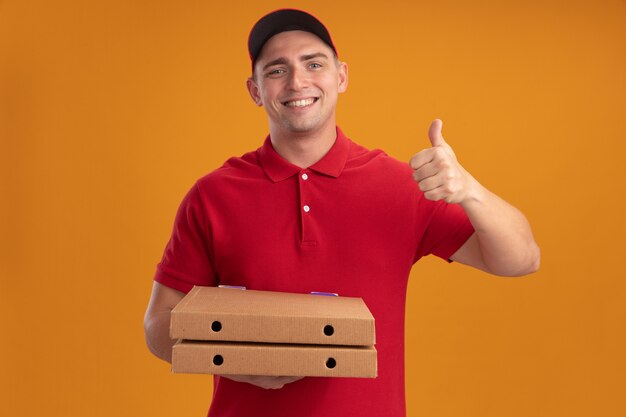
[299,170,315,246]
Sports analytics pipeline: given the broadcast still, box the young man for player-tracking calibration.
[144,9,540,417]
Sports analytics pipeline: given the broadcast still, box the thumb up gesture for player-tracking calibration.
[409,119,476,205]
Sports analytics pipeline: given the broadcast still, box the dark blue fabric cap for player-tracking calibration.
[248,9,337,66]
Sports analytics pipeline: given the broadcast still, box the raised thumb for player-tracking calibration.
[428,119,445,147]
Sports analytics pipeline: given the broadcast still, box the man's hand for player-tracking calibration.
[408,118,540,276]
[220,375,303,389]
[409,119,477,204]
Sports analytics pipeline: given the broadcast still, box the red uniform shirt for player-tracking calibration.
[155,128,474,417]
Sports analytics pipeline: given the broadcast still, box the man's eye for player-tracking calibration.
[309,63,322,69]
[267,69,285,76]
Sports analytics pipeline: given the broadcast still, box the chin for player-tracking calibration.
[288,125,317,134]
[282,117,326,134]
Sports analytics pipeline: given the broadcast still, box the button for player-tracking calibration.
[303,205,310,212]
[302,173,308,180]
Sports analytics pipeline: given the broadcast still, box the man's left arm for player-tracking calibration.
[410,119,540,277]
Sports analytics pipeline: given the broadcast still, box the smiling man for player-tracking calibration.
[144,9,540,417]
[247,28,347,168]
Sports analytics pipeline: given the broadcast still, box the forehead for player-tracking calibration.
[256,30,333,64]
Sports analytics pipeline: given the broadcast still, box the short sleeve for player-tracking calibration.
[154,183,217,293]
[414,200,475,262]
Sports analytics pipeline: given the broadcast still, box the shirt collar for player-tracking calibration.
[258,127,351,182]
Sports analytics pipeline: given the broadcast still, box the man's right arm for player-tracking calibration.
[144,281,185,363]
[143,281,302,389]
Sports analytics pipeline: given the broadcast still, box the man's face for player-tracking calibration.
[247,30,348,137]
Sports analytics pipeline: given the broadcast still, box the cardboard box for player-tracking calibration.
[172,340,377,378]
[170,286,376,346]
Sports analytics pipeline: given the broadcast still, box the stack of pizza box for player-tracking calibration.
[170,286,377,378]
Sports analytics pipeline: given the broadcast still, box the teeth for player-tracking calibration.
[285,98,315,107]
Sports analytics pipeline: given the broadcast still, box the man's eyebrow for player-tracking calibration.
[262,58,288,71]
[262,53,330,71]
[300,52,329,61]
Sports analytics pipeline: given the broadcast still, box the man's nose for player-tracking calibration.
[287,67,308,90]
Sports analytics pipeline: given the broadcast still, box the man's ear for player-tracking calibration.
[246,77,263,106]
[338,61,348,93]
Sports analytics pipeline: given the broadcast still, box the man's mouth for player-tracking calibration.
[282,97,318,107]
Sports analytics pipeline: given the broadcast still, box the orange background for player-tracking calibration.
[1,0,625,416]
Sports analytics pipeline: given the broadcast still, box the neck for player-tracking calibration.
[269,123,338,168]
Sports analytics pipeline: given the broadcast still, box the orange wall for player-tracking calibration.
[1,1,625,416]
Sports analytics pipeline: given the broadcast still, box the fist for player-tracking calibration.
[221,374,303,389]
[409,119,473,204]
